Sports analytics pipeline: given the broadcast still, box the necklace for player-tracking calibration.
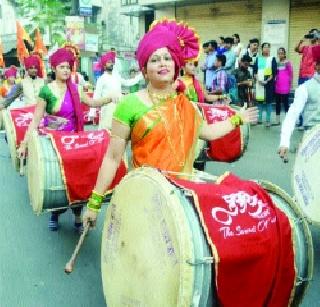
[147,85,176,105]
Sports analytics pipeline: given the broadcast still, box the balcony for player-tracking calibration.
[120,0,153,17]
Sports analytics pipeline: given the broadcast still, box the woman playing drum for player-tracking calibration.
[17,48,113,232]
[83,20,257,226]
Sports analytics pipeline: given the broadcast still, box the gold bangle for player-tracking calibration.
[230,115,243,128]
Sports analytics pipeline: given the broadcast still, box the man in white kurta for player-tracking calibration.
[91,51,142,129]
[0,55,44,109]
[279,46,320,162]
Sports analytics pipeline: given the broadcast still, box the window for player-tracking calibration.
[121,0,138,6]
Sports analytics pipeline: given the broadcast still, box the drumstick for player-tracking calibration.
[19,157,24,176]
[64,223,90,274]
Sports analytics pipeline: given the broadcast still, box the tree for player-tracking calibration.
[15,0,72,46]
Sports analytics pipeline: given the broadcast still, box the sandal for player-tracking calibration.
[48,214,59,231]
[74,222,84,234]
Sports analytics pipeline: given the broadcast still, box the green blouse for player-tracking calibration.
[113,93,151,127]
[38,84,84,114]
[38,84,60,114]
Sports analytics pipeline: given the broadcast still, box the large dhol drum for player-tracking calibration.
[27,132,68,214]
[293,124,320,225]
[197,104,250,162]
[101,167,312,306]
[27,131,127,215]
[2,109,19,170]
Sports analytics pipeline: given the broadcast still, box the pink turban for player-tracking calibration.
[100,51,116,68]
[136,19,200,79]
[313,45,320,63]
[24,55,41,76]
[49,48,75,69]
[4,66,17,79]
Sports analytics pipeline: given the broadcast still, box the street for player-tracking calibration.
[0,122,319,307]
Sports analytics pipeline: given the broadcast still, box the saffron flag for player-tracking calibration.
[0,36,5,68]
[16,21,31,64]
[33,28,47,56]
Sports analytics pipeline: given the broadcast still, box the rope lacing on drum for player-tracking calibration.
[296,277,312,286]
[186,257,214,266]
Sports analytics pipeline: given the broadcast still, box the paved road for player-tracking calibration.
[0,121,319,307]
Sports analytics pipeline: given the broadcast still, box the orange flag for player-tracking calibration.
[16,21,31,64]
[0,36,5,68]
[34,28,47,56]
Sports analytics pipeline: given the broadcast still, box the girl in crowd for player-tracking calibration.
[18,48,112,232]
[253,42,277,127]
[177,60,226,103]
[232,33,243,68]
[274,47,293,125]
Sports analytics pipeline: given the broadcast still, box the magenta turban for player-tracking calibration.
[4,66,17,79]
[49,48,75,69]
[100,51,116,68]
[136,19,200,79]
[24,55,41,76]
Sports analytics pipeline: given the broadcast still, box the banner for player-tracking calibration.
[79,0,93,16]
[85,33,99,52]
[65,16,85,50]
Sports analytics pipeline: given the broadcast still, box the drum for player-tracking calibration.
[27,132,67,214]
[101,167,313,306]
[293,124,320,225]
[199,104,250,162]
[2,109,19,170]
[27,131,128,215]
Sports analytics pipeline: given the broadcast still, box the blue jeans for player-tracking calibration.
[258,103,272,123]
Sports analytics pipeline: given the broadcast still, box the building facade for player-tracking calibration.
[0,0,19,66]
[121,0,320,85]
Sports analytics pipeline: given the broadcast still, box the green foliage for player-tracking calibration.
[15,0,71,45]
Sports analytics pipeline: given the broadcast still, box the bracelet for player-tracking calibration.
[87,198,102,212]
[230,115,243,127]
[91,190,104,203]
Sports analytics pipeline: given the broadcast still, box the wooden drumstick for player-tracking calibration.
[64,223,90,274]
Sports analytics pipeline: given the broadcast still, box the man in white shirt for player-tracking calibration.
[278,46,320,162]
[91,51,142,129]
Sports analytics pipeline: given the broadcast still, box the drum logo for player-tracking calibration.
[211,191,276,239]
[14,112,34,127]
[207,107,232,123]
[60,131,105,150]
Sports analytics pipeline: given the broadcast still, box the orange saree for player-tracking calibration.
[130,94,202,173]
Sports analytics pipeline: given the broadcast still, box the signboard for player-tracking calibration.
[79,0,93,16]
[85,33,99,52]
[65,16,85,50]
[263,20,287,57]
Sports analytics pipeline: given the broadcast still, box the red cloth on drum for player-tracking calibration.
[170,173,295,306]
[10,105,36,146]
[49,130,127,203]
[199,104,242,162]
